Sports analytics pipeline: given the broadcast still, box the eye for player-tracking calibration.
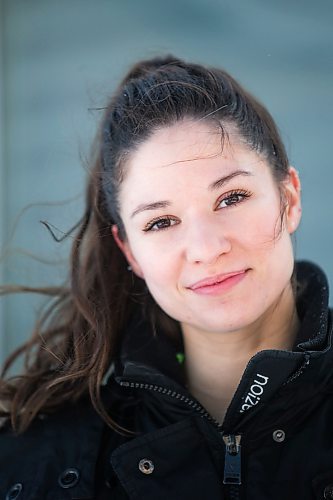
[143,216,179,232]
[216,189,252,209]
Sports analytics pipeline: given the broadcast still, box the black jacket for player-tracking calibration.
[1,261,333,500]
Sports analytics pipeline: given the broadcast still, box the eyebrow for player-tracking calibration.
[208,170,253,190]
[130,169,253,218]
[131,200,171,218]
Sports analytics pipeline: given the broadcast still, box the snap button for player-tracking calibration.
[6,483,23,500]
[324,484,333,499]
[138,458,154,475]
[272,429,285,442]
[58,468,80,488]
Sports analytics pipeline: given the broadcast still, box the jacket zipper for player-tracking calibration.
[222,434,242,485]
[119,379,220,425]
[118,379,243,491]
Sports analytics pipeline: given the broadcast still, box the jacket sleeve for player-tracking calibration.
[0,400,106,500]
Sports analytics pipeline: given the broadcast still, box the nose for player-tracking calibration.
[184,217,231,265]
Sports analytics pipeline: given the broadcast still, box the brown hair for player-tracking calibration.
[0,55,290,433]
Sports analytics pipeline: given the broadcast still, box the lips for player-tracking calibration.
[188,270,248,290]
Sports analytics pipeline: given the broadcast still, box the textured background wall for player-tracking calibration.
[0,0,332,363]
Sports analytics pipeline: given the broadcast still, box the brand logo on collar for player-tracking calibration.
[240,373,269,413]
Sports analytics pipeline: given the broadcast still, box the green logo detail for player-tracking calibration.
[176,352,185,364]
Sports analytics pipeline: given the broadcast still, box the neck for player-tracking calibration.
[181,284,300,424]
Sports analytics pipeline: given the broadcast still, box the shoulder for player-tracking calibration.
[0,382,133,499]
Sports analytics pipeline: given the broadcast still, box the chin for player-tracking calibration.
[186,305,267,335]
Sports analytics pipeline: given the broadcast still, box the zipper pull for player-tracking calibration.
[223,434,242,485]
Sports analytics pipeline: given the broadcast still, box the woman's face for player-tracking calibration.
[114,119,301,335]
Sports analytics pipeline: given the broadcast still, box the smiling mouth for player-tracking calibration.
[187,269,249,294]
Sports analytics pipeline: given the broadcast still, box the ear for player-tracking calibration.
[111,225,145,279]
[283,166,302,234]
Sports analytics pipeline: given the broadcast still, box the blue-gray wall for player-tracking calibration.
[1,0,332,362]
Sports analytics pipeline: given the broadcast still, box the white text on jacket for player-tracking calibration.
[240,373,269,413]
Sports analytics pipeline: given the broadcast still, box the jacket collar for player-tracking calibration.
[293,260,330,351]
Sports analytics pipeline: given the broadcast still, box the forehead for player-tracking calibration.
[119,119,271,207]
[127,119,239,171]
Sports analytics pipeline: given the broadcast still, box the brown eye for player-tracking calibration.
[217,190,252,209]
[223,194,244,206]
[153,219,172,230]
[143,216,179,232]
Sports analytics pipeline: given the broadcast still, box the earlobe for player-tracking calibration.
[284,167,302,234]
[111,225,145,279]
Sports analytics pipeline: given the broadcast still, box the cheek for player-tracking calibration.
[241,207,294,284]
[135,246,181,316]
[130,241,177,285]
[238,203,283,249]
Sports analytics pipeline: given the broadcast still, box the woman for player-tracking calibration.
[0,55,332,500]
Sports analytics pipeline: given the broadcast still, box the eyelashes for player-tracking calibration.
[215,189,252,209]
[143,215,179,232]
[142,189,253,233]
